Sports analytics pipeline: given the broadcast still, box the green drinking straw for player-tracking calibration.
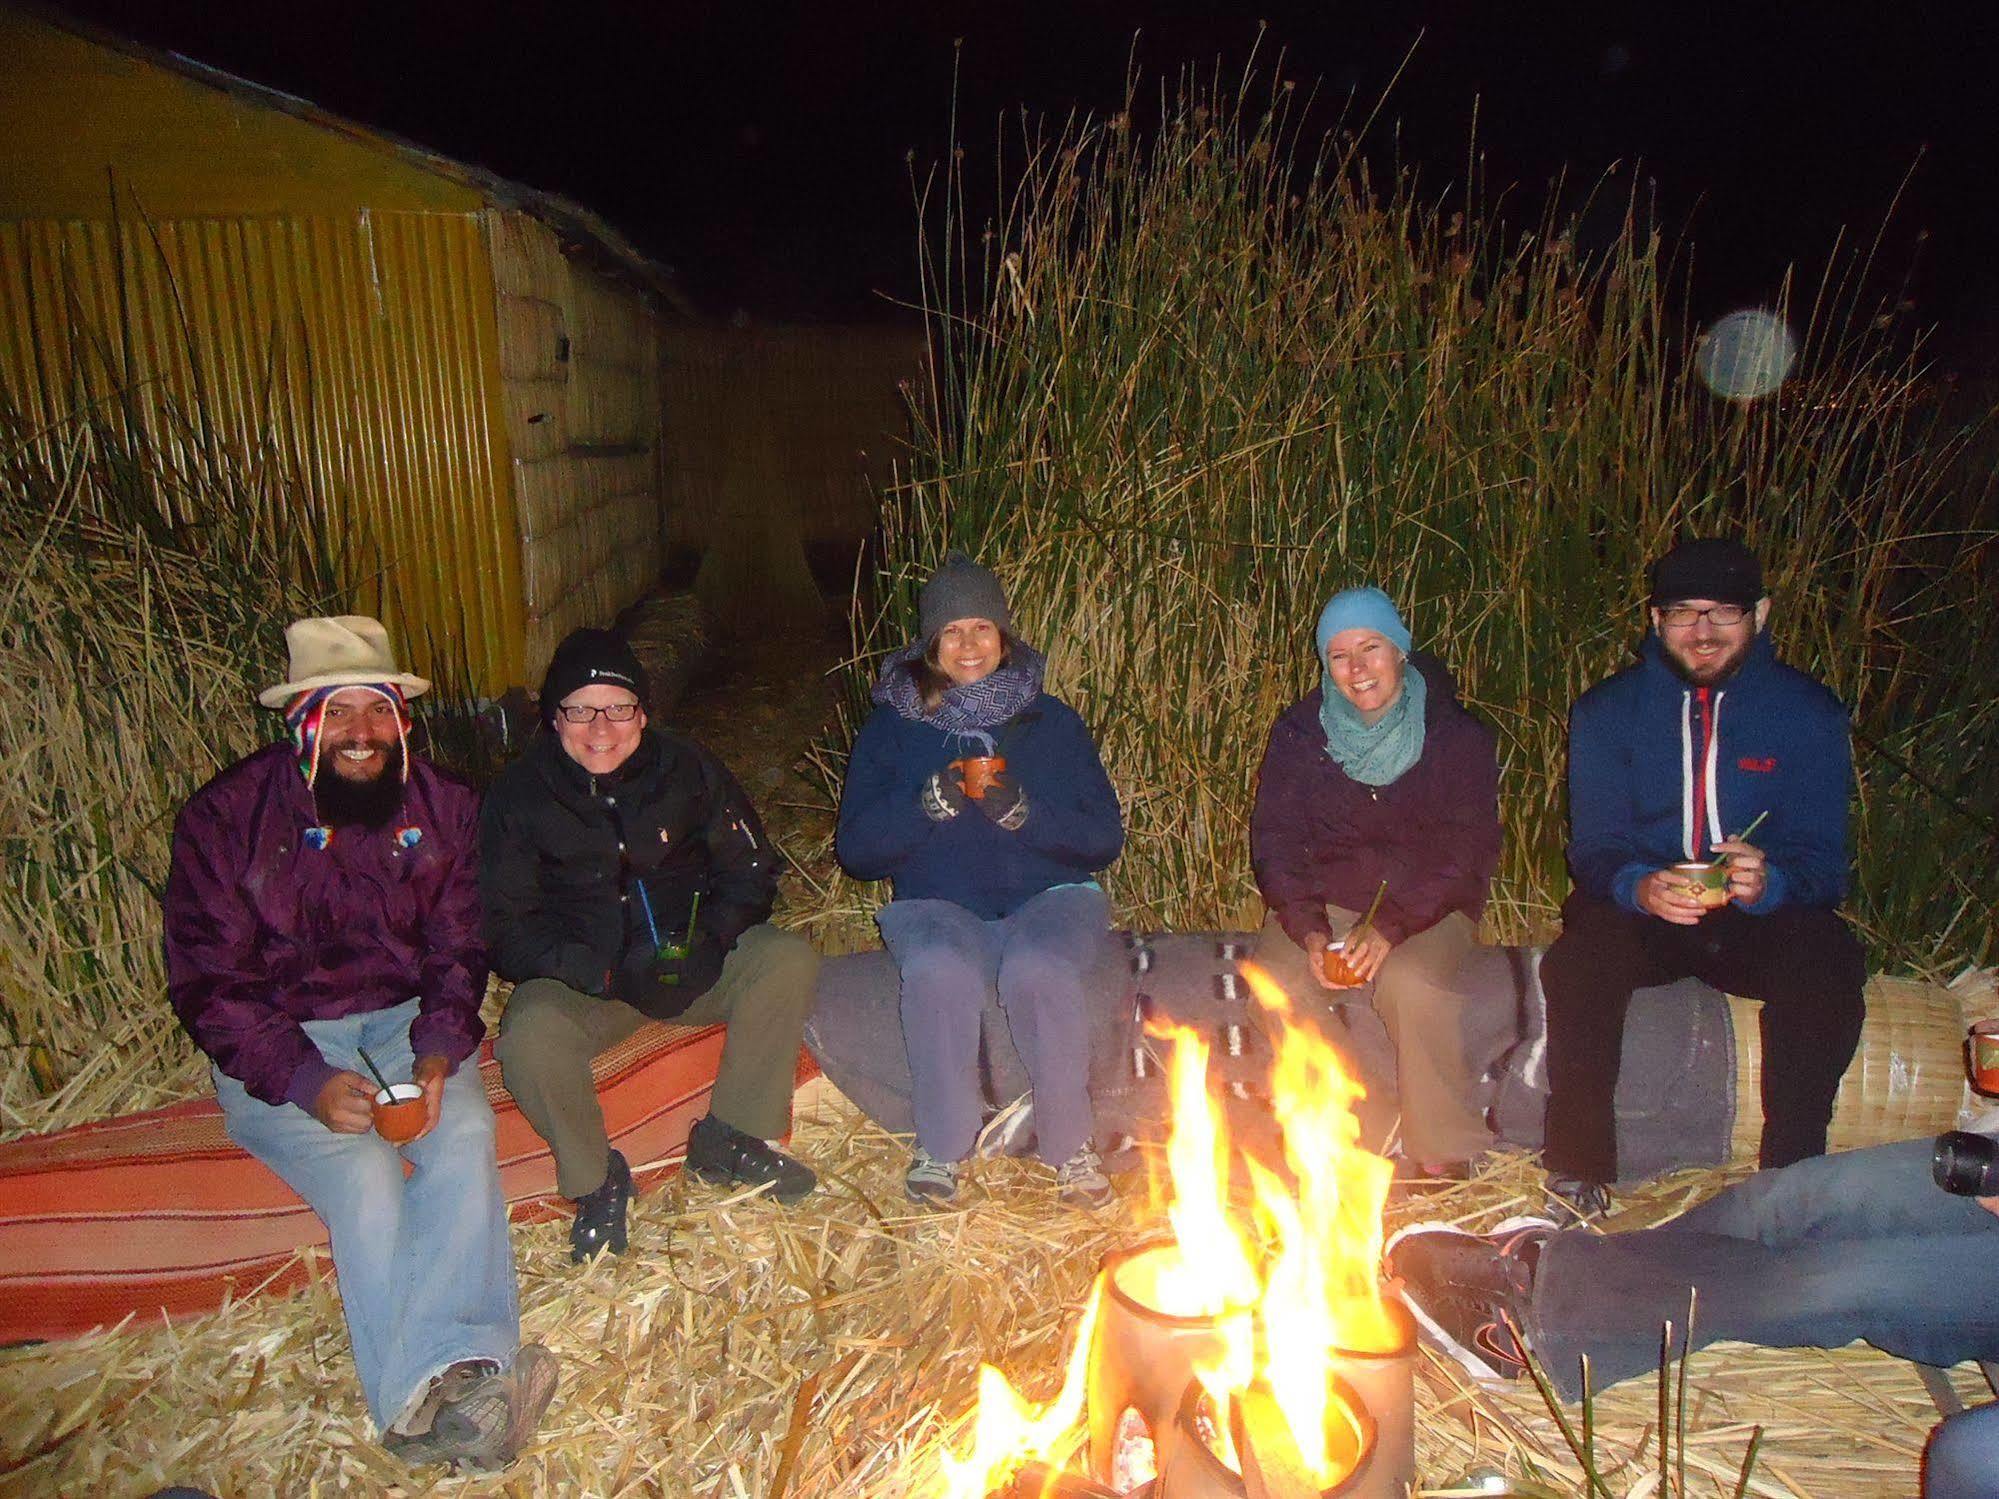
[1713,810,1769,869]
[356,1046,393,1096]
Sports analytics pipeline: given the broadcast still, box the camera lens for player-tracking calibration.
[1932,1131,1999,1196]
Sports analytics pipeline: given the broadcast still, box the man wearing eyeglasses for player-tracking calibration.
[480,629,819,1262]
[1539,538,1865,1217]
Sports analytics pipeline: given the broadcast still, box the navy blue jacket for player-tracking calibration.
[1567,632,1852,914]
[836,694,1124,919]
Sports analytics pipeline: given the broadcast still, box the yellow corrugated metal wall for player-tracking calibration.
[0,210,525,692]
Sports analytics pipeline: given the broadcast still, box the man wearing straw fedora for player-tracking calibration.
[481,628,820,1263]
[165,616,556,1470]
[1540,538,1867,1216]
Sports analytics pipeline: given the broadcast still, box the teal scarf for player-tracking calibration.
[1318,660,1427,786]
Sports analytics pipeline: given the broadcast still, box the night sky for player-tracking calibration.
[56,1,1999,369]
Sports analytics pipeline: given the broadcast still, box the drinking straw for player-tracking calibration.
[682,888,702,945]
[355,1046,393,1096]
[635,879,662,950]
[1352,879,1388,941]
[1731,809,1770,844]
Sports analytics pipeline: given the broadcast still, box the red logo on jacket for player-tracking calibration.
[1738,756,1778,773]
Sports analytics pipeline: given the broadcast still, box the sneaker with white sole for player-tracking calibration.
[1383,1217,1554,1384]
[1054,1144,1116,1209]
[904,1149,961,1206]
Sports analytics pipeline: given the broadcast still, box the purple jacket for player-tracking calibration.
[1251,654,1501,949]
[165,744,488,1110]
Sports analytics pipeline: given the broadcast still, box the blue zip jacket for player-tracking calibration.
[1567,632,1852,914]
[836,694,1124,919]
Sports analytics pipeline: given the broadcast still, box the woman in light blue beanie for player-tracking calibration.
[1249,584,1503,1178]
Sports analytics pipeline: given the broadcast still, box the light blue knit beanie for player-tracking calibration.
[1314,586,1411,661]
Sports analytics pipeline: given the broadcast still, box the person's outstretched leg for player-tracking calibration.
[495,978,649,1199]
[1370,911,1485,1166]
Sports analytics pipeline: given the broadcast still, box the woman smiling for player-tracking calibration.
[1250,586,1502,1180]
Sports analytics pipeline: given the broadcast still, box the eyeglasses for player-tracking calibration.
[1658,603,1750,629]
[557,701,641,724]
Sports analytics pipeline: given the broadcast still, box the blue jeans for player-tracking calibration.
[877,884,1110,1166]
[1927,1401,1999,1499]
[1531,1138,1999,1401]
[213,998,520,1430]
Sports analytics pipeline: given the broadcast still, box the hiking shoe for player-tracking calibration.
[1054,1144,1116,1209]
[1384,1216,1553,1302]
[569,1148,632,1262]
[382,1358,501,1465]
[686,1114,817,1204]
[432,1343,559,1471]
[904,1148,961,1206]
[1545,1173,1614,1222]
[1384,1226,1537,1383]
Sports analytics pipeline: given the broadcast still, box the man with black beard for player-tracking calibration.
[1538,539,1865,1215]
[165,617,555,1469]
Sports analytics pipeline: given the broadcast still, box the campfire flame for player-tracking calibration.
[934,958,1396,1495]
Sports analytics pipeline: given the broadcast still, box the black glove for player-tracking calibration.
[610,936,727,1018]
[976,770,1029,830]
[920,769,970,822]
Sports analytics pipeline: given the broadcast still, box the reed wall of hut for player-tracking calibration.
[0,4,674,694]
[489,211,665,679]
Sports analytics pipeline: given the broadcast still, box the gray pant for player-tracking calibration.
[1255,909,1489,1164]
[876,884,1110,1166]
[496,924,818,1198]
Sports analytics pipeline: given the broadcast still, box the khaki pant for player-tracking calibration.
[1255,908,1489,1165]
[496,924,819,1198]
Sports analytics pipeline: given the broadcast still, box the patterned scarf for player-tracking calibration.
[1318,658,1427,786]
[285,683,412,785]
[872,640,1046,732]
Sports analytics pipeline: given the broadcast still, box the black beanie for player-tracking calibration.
[918,552,1013,641]
[539,628,650,724]
[1649,537,1765,609]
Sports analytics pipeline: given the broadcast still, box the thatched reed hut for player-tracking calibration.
[0,1,684,692]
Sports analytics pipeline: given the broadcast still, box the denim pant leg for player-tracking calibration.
[878,898,1002,1162]
[1530,1140,1999,1400]
[995,885,1111,1166]
[216,1001,519,1429]
[1926,1402,1999,1499]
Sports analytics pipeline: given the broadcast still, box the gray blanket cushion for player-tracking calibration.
[803,931,1735,1182]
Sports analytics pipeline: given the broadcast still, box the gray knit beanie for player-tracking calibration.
[918,552,1013,641]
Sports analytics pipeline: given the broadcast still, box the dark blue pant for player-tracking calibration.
[1927,1401,1999,1499]
[876,885,1109,1165]
[1542,893,1865,1181]
[1531,1138,1999,1402]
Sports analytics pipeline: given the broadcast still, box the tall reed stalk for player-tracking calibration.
[0,234,344,1133]
[831,64,1997,974]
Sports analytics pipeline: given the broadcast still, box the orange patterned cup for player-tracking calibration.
[1669,860,1732,909]
[372,1082,426,1144]
[1319,939,1363,988]
[951,755,1007,800]
[1969,1031,1999,1097]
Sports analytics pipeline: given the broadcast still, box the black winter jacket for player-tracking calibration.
[479,729,778,1017]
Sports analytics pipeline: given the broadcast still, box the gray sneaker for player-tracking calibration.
[904,1149,961,1206]
[1055,1144,1116,1209]
[431,1343,559,1471]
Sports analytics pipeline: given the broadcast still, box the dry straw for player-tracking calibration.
[0,1081,1971,1498]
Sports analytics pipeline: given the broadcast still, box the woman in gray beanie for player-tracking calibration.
[836,555,1126,1208]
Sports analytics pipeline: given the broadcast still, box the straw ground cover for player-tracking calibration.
[0,1079,1970,1497]
[810,63,1999,974]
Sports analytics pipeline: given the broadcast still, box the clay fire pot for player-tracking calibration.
[1324,1298,1416,1496]
[1151,1374,1380,1499]
[1086,1240,1246,1484]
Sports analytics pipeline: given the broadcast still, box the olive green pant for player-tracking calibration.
[1255,909,1489,1165]
[496,924,819,1199]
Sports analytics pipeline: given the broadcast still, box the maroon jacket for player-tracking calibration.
[1250,655,1501,949]
[165,744,488,1111]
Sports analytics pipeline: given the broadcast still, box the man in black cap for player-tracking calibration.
[1539,538,1865,1215]
[480,629,819,1261]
